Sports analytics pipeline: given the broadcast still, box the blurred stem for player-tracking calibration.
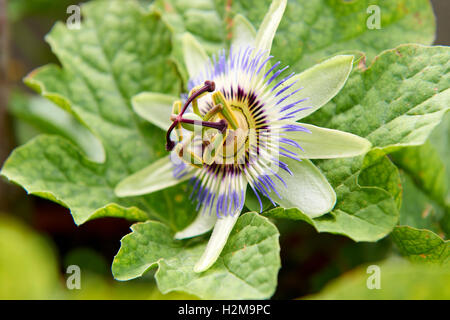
[0,0,9,82]
[0,0,16,211]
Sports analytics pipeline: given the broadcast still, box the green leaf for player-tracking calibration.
[396,172,446,236]
[391,226,449,266]
[305,45,450,152]
[426,112,450,206]
[1,0,198,229]
[265,150,401,242]
[388,169,448,263]
[9,91,105,163]
[216,0,436,70]
[391,143,448,207]
[390,112,450,238]
[112,212,280,299]
[2,136,151,224]
[307,260,450,300]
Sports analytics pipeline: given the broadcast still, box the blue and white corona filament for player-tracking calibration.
[115,0,371,273]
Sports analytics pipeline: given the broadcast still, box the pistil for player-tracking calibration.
[169,115,228,133]
[166,81,216,151]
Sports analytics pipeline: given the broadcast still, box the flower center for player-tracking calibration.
[210,107,249,165]
[167,81,259,168]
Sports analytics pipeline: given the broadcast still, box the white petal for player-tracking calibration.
[231,14,256,49]
[132,92,176,131]
[193,212,240,273]
[192,180,248,273]
[284,55,354,121]
[286,123,372,159]
[182,32,209,79]
[174,211,218,240]
[270,158,336,218]
[254,0,287,63]
[114,156,191,197]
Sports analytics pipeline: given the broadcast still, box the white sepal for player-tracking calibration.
[286,123,372,159]
[194,212,241,273]
[132,92,176,131]
[115,156,191,197]
[270,157,336,218]
[174,211,218,240]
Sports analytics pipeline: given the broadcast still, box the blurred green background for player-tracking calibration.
[0,0,448,300]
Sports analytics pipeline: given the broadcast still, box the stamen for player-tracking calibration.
[203,104,224,121]
[211,91,239,130]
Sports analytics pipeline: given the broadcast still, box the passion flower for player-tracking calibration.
[115,0,371,272]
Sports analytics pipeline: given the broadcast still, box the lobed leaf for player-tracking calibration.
[1,0,198,229]
[305,45,450,152]
[392,226,449,266]
[8,92,105,163]
[112,212,280,299]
